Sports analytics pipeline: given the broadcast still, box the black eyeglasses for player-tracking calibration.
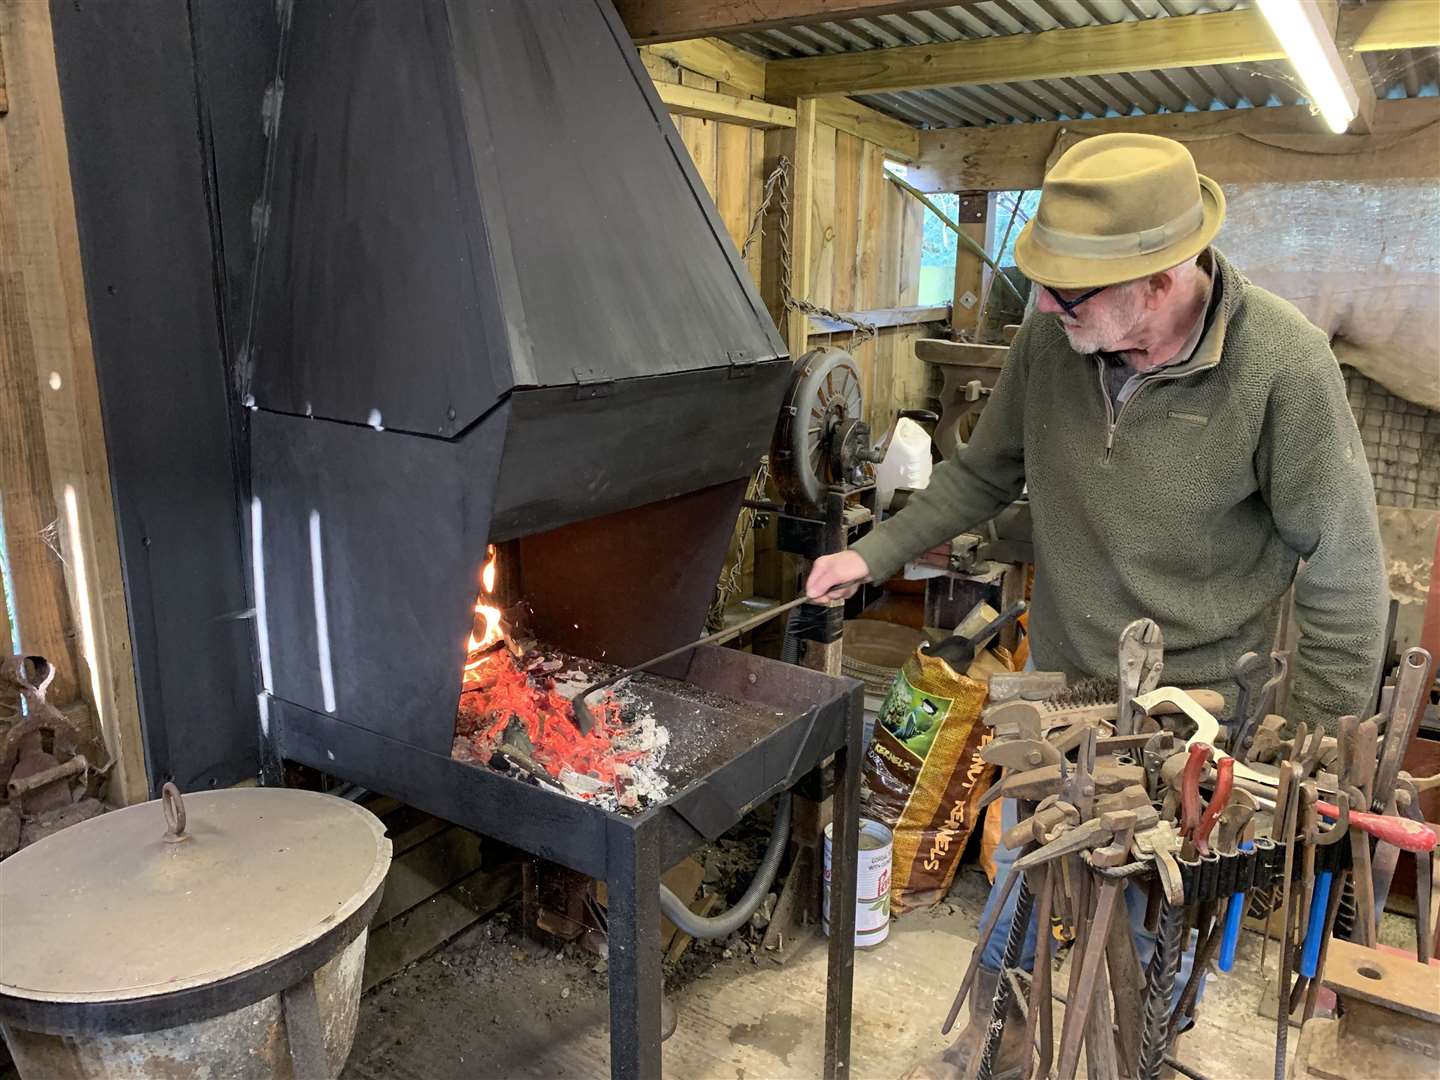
[1044,284,1109,317]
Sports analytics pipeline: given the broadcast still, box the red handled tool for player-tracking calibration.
[1315,799,1436,853]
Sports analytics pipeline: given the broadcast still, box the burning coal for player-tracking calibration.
[453,546,670,809]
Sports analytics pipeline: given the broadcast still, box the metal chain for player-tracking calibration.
[742,157,875,347]
[705,455,770,633]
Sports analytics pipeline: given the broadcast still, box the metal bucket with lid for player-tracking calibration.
[0,784,391,1078]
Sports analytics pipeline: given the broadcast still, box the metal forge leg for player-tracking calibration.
[606,817,664,1080]
[824,692,864,1079]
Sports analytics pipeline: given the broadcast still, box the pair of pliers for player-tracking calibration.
[1179,742,1234,857]
[1116,618,1164,735]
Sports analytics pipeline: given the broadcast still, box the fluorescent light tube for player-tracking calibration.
[1256,0,1361,133]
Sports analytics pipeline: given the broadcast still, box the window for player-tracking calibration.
[918,192,959,306]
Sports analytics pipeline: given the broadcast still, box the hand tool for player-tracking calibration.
[1288,791,1351,1014]
[1141,730,1177,802]
[1132,820,1184,905]
[1138,889,1187,1080]
[570,591,843,732]
[984,700,1048,743]
[1116,618,1164,735]
[1023,863,1057,1080]
[1372,646,1433,812]
[941,864,1024,1035]
[1294,782,1320,968]
[1229,652,1288,763]
[1227,651,1268,754]
[1306,798,1436,851]
[1054,811,1137,1080]
[1136,686,1272,788]
[1011,805,1158,872]
[976,793,1040,1080]
[1104,889,1146,1079]
[982,729,1061,771]
[977,759,1142,810]
[1271,761,1302,1080]
[1170,785,1249,1037]
[1369,787,1405,927]
[1396,777,1433,963]
[921,600,1029,672]
[1001,796,1079,849]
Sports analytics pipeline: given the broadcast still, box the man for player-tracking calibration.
[806,133,1388,1077]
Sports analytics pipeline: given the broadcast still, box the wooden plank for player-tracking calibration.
[914,339,1009,367]
[785,97,818,352]
[807,303,949,334]
[0,0,145,802]
[373,826,485,926]
[912,98,1440,192]
[830,131,861,312]
[1342,0,1440,52]
[814,96,919,161]
[809,121,837,311]
[765,8,1285,98]
[638,38,765,97]
[619,1,969,45]
[655,82,796,128]
[859,141,886,311]
[896,177,924,307]
[715,94,755,252]
[363,861,522,991]
[677,70,720,195]
[745,124,765,286]
[950,192,987,333]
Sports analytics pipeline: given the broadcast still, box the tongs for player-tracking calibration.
[570,589,849,734]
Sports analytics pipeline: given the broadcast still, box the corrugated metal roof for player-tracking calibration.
[723,0,1438,128]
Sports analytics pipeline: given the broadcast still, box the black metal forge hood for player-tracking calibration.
[247,0,790,755]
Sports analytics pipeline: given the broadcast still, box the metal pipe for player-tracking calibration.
[658,794,791,940]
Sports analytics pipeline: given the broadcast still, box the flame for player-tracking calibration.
[463,546,504,681]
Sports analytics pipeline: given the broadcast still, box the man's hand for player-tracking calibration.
[806,551,871,601]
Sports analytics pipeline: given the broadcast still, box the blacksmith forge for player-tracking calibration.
[49,2,864,1078]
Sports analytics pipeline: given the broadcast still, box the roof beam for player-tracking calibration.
[617,2,977,45]
[1342,0,1440,51]
[765,8,1288,97]
[655,82,798,127]
[638,38,767,97]
[814,96,919,159]
[910,98,1440,191]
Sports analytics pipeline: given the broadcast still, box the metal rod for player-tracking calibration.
[572,593,830,731]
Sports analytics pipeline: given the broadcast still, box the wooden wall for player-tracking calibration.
[0,3,146,803]
[642,47,940,431]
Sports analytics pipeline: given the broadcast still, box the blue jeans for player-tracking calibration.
[979,799,1203,1014]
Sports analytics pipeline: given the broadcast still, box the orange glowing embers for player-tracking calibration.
[453,545,671,808]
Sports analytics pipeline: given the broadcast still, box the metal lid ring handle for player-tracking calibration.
[162,782,188,843]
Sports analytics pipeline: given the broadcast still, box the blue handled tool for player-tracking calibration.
[1218,839,1254,972]
[1299,869,1332,978]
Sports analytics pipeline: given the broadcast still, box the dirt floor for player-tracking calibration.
[341,860,1422,1080]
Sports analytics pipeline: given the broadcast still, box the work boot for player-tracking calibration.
[900,966,1029,1080]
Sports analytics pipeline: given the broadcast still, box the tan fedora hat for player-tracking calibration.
[1014,133,1225,290]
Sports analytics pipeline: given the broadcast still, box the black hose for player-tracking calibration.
[658,794,792,940]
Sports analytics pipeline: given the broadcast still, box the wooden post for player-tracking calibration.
[0,2,147,803]
[786,97,818,357]
[950,191,988,339]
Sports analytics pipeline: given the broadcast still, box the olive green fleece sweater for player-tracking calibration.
[853,249,1387,731]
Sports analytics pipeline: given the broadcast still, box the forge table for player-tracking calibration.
[266,645,864,1079]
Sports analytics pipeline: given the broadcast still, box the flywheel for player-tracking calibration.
[770,347,869,509]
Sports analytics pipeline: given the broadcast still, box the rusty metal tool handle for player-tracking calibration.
[1194,756,1234,856]
[1372,647,1434,812]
